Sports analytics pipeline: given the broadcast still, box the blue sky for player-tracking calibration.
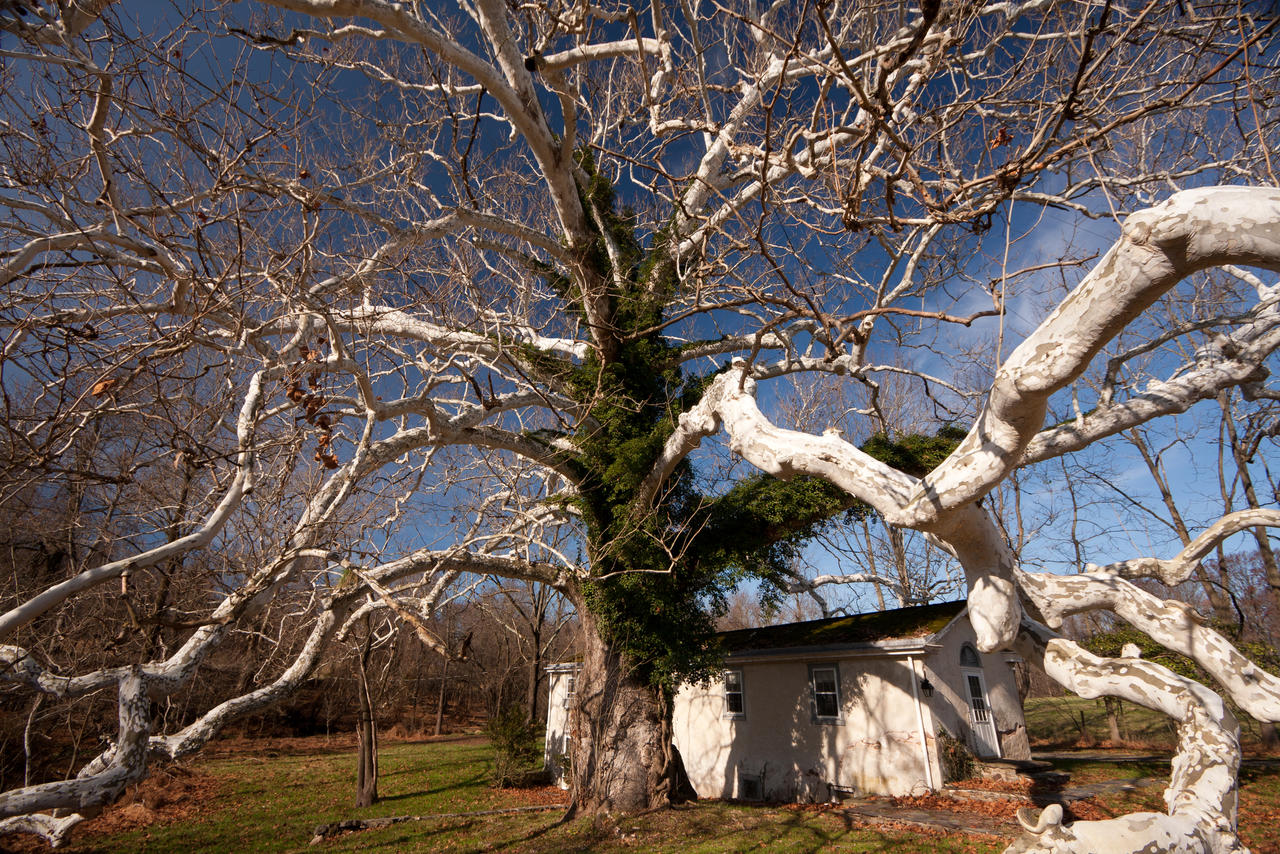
[4,1,1274,621]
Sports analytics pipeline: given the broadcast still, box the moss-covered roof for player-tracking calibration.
[717,600,965,654]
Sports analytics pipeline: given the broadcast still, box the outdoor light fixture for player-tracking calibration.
[919,677,935,698]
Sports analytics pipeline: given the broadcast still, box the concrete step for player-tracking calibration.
[973,758,1054,781]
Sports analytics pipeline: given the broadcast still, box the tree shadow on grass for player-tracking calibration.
[335,819,477,852]
[504,801,1005,854]
[374,769,490,803]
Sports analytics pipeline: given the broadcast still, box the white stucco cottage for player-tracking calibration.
[545,601,1031,801]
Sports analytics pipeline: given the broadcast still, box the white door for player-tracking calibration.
[962,669,1001,758]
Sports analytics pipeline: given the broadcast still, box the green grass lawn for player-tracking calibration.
[1046,756,1171,786]
[36,736,1005,854]
[12,736,1279,854]
[1023,695,1175,747]
[1023,695,1278,749]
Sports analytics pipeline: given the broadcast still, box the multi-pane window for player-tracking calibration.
[809,665,842,721]
[563,674,576,709]
[724,669,745,718]
[967,675,990,723]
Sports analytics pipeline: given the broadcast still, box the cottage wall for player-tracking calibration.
[673,654,941,801]
[543,665,576,787]
[926,618,1032,762]
[544,608,1030,797]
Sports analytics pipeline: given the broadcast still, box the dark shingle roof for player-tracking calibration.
[717,600,965,654]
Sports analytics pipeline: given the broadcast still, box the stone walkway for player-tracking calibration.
[839,754,1178,839]
[1058,776,1164,801]
[840,799,1015,837]
[945,775,1166,805]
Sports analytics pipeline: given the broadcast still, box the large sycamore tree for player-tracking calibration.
[2,1,1280,851]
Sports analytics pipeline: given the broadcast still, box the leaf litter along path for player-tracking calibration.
[837,787,1126,839]
[839,754,1275,843]
[8,737,1264,853]
[838,796,1018,838]
[835,765,1172,839]
[835,791,1114,841]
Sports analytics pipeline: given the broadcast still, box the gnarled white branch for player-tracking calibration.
[916,186,1280,523]
[0,669,150,820]
[1008,622,1243,854]
[650,364,1022,649]
[1017,567,1280,724]
[1086,508,1280,585]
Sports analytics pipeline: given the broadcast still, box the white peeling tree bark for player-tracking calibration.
[649,187,1280,853]
[0,668,150,846]
[914,187,1280,518]
[0,546,526,846]
[1016,568,1280,724]
[1009,622,1245,854]
[3,0,1280,848]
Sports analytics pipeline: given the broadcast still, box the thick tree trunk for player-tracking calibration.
[355,689,378,807]
[568,611,693,814]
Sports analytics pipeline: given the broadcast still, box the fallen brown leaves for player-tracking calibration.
[0,766,222,853]
[950,776,1036,793]
[87,765,222,834]
[780,801,839,814]
[890,792,1025,822]
[1059,797,1114,822]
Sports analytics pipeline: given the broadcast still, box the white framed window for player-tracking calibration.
[808,664,843,723]
[723,669,745,719]
[563,674,576,709]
